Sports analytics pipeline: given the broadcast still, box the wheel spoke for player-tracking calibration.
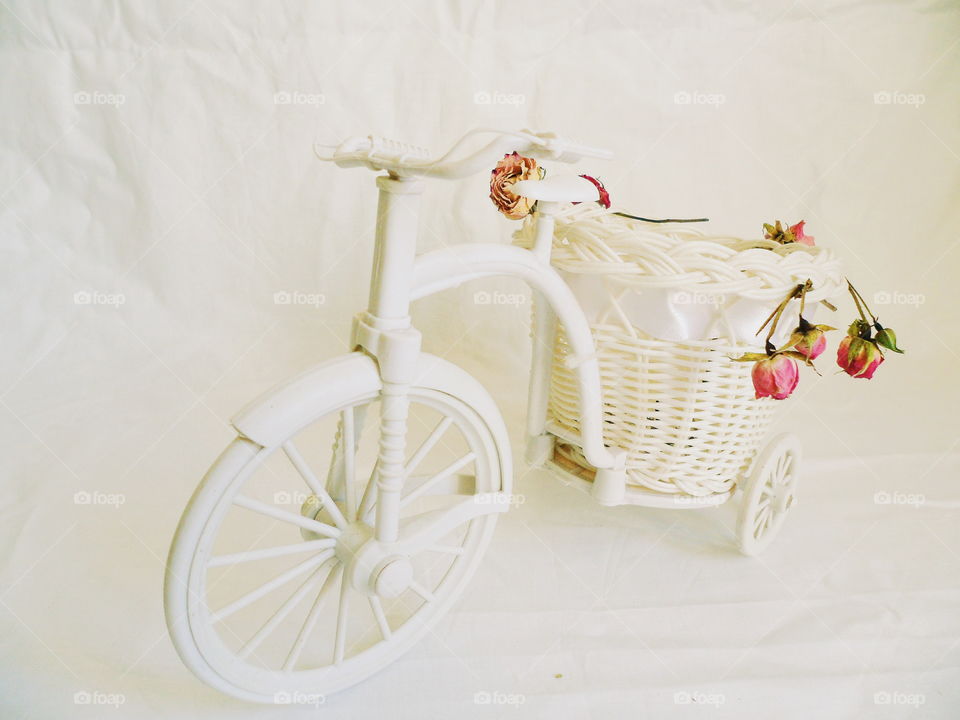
[781,454,794,479]
[395,492,509,556]
[239,559,333,659]
[233,495,341,538]
[404,417,453,476]
[282,563,343,671]
[282,441,348,530]
[761,508,775,535]
[324,405,367,501]
[209,538,336,568]
[409,580,436,603]
[342,408,358,521]
[399,453,476,509]
[425,544,465,556]
[333,576,350,665]
[369,596,392,640]
[753,505,770,535]
[212,550,334,623]
[358,462,379,523]
[776,454,792,482]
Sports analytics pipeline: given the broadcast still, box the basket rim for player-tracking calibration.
[513,204,845,302]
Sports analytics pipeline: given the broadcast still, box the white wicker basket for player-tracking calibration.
[515,204,844,498]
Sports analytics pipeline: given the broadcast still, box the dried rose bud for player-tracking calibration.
[579,174,611,208]
[751,353,800,400]
[788,220,815,247]
[794,329,826,359]
[762,220,815,246]
[763,221,785,242]
[489,152,544,220]
[787,318,834,360]
[837,335,885,379]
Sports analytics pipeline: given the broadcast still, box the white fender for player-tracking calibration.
[230,351,512,491]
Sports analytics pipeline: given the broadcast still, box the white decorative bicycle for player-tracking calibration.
[165,129,822,702]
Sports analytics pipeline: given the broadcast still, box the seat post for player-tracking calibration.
[367,174,424,327]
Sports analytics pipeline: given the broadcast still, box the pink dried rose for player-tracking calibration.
[789,220,815,247]
[579,174,611,208]
[788,317,834,360]
[489,152,544,220]
[794,331,826,359]
[837,334,885,379]
[751,353,800,400]
[836,283,902,380]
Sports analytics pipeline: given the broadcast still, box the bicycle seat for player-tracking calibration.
[512,174,600,203]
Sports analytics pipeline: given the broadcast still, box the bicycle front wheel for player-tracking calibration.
[165,359,508,703]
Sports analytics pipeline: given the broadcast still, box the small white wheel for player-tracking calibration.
[736,433,802,556]
[165,364,508,703]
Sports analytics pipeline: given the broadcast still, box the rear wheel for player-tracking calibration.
[736,433,801,556]
[166,380,506,703]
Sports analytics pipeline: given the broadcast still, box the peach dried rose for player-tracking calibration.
[489,152,544,220]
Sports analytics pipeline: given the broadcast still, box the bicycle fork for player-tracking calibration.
[350,174,425,544]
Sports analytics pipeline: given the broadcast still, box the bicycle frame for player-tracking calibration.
[351,175,627,544]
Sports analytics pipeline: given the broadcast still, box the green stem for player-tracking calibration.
[767,298,790,342]
[847,280,878,324]
[613,212,709,223]
[847,280,871,324]
[756,284,803,348]
[755,297,788,337]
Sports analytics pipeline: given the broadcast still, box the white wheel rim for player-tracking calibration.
[168,388,502,702]
[737,433,801,556]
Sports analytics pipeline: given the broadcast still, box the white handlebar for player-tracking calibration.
[313,128,612,179]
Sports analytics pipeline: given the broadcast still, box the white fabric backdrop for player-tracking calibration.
[2,1,959,717]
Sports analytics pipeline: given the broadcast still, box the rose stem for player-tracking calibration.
[847,280,872,324]
[755,284,803,339]
[847,280,878,324]
[613,212,709,223]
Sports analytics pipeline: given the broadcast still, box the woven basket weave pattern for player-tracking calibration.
[516,206,842,498]
[549,322,777,496]
[516,205,844,302]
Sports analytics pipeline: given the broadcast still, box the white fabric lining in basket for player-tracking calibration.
[514,205,845,498]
